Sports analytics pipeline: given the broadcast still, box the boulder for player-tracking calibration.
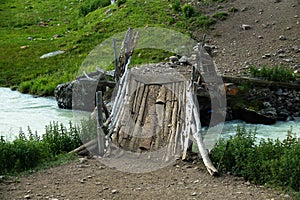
[238,108,276,125]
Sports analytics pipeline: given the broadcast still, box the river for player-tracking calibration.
[0,87,299,141]
[0,87,89,140]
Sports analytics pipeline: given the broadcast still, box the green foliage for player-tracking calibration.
[172,0,181,12]
[211,126,300,192]
[79,0,111,17]
[117,0,127,7]
[212,0,228,2]
[182,4,195,18]
[212,11,228,20]
[0,130,51,174]
[0,0,219,96]
[0,117,99,175]
[250,65,295,82]
[194,15,216,29]
[43,122,82,155]
[229,7,238,13]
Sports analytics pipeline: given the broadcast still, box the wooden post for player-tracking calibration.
[96,91,105,156]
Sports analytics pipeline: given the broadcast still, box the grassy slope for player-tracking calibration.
[0,0,220,96]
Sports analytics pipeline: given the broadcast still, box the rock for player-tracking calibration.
[279,35,286,40]
[53,34,62,38]
[79,157,88,164]
[241,24,251,30]
[40,50,65,59]
[239,108,276,125]
[24,195,31,199]
[111,189,118,194]
[27,37,32,40]
[275,88,283,95]
[54,81,74,109]
[191,192,197,196]
[263,102,272,108]
[20,45,29,49]
[179,55,189,64]
[259,107,277,118]
[169,56,178,63]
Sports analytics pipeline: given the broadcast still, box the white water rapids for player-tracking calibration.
[0,87,299,141]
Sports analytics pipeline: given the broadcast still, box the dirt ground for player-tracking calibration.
[204,0,300,76]
[0,157,293,200]
[1,0,299,199]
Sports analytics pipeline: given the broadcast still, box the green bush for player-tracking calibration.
[211,126,300,192]
[172,0,181,12]
[117,0,126,7]
[250,65,295,82]
[212,11,228,20]
[79,0,111,17]
[0,119,98,174]
[182,4,195,18]
[195,15,216,29]
[0,130,51,174]
[43,122,82,155]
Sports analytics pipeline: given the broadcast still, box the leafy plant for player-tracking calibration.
[0,118,99,174]
[182,4,195,18]
[117,0,126,7]
[212,11,228,20]
[211,126,300,192]
[78,0,111,17]
[172,0,181,12]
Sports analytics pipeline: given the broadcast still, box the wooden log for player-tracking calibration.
[189,87,218,176]
[182,83,193,160]
[69,138,97,154]
[173,82,183,155]
[222,75,300,90]
[129,85,149,150]
[154,85,167,150]
[96,91,105,156]
[163,84,173,139]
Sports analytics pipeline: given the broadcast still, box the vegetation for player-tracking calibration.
[249,65,296,82]
[212,11,228,20]
[0,118,97,175]
[78,0,111,17]
[182,4,195,18]
[211,126,300,193]
[0,0,222,96]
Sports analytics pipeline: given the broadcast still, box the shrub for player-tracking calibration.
[172,0,181,12]
[0,130,51,174]
[195,15,216,29]
[43,122,82,155]
[117,0,126,7]
[0,119,96,174]
[182,4,195,18]
[249,65,295,82]
[212,11,228,20]
[211,126,300,192]
[79,0,111,17]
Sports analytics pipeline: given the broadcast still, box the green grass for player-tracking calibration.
[249,65,296,82]
[0,0,222,96]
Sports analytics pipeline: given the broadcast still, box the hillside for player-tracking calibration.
[1,0,298,96]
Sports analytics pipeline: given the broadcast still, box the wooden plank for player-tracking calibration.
[96,91,105,156]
